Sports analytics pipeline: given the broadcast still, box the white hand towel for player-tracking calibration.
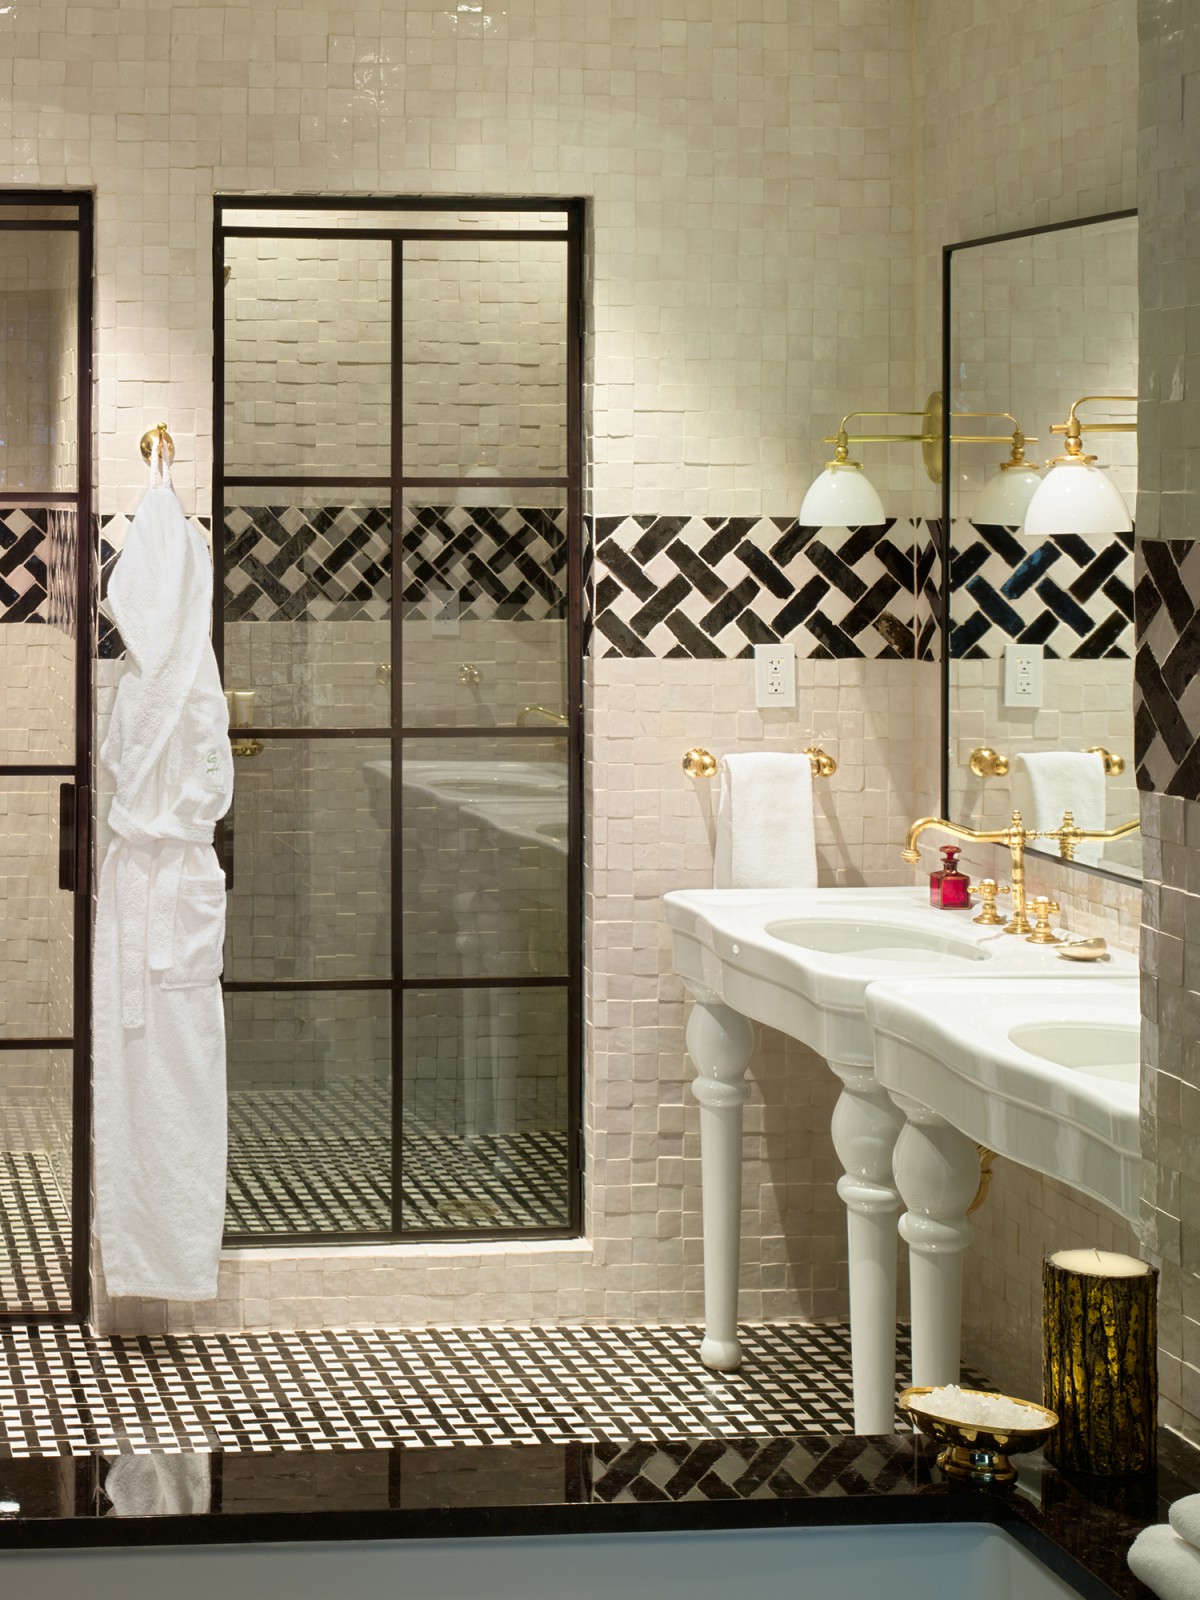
[1012,751,1106,866]
[713,753,817,889]
[1128,1523,1200,1600]
[1169,1492,1200,1550]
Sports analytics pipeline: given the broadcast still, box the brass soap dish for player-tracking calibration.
[899,1385,1057,1486]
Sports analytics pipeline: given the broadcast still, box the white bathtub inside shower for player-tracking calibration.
[4,1522,1086,1599]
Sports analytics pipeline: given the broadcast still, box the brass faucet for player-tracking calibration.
[902,807,1142,935]
[1037,808,1140,861]
[901,810,1039,934]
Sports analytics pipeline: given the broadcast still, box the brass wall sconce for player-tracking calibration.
[682,745,837,779]
[1023,394,1137,537]
[800,391,1039,526]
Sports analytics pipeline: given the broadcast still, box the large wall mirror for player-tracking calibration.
[941,210,1141,881]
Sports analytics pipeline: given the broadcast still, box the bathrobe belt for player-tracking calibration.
[109,824,214,1032]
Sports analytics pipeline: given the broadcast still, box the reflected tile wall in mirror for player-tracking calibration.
[944,213,1142,881]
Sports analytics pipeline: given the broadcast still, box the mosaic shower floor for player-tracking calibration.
[0,1321,940,1459]
[0,1099,568,1319]
[226,1079,570,1235]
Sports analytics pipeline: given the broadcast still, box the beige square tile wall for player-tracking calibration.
[1136,0,1200,1445]
[6,0,1162,1369]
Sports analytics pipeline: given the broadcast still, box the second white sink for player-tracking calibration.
[867,974,1141,1222]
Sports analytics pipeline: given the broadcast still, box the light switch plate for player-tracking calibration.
[753,643,796,707]
[1004,642,1044,708]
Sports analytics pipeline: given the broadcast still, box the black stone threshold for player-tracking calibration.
[2,1427,1196,1599]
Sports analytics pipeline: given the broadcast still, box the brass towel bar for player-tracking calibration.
[969,745,1125,779]
[683,745,837,780]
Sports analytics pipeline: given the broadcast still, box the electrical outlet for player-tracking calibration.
[753,643,796,708]
[1003,642,1044,708]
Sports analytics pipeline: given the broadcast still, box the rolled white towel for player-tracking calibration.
[1128,1523,1200,1599]
[713,752,817,889]
[1169,1492,1200,1551]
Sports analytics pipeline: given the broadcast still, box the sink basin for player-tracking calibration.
[767,918,989,964]
[867,975,1141,1221]
[661,888,1135,1066]
[1008,1021,1140,1082]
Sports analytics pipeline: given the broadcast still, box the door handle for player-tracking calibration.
[58,783,77,892]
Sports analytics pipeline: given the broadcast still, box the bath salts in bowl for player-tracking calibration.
[909,1385,1053,1431]
[898,1385,1058,1487]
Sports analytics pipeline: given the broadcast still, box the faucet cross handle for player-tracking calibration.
[1026,897,1063,946]
[969,878,1009,926]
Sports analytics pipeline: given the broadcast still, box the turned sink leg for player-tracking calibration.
[829,1058,905,1434]
[687,1000,755,1372]
[891,1095,980,1390]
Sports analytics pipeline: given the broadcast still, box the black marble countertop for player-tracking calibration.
[2,1428,1196,1599]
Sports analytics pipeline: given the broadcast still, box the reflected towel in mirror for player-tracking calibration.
[1012,751,1106,866]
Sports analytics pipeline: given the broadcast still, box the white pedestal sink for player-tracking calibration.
[664,887,1136,1433]
[867,974,1141,1392]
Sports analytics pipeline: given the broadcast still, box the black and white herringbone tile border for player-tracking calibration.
[0,1321,919,1459]
[949,521,1134,660]
[402,504,567,624]
[584,1431,941,1502]
[1135,537,1200,796]
[216,505,568,625]
[0,508,50,623]
[591,516,924,660]
[1,507,88,633]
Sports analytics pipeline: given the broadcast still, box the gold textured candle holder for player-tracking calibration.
[1042,1250,1158,1476]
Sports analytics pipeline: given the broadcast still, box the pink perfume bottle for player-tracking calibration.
[930,844,971,909]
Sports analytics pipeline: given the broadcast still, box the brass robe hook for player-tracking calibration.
[138,422,175,464]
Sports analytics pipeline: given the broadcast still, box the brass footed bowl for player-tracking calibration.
[899,1385,1058,1486]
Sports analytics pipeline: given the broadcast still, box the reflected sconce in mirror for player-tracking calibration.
[800,392,1039,527]
[973,423,1042,525]
[1022,395,1137,538]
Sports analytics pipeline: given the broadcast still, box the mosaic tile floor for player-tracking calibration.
[0,1152,72,1314]
[226,1081,570,1235]
[0,1322,928,1460]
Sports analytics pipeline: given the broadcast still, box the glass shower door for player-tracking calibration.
[0,196,93,1318]
[215,197,582,1244]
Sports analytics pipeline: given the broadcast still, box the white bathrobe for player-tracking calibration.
[93,455,233,1302]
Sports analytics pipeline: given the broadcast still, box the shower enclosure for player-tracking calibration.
[214,197,583,1244]
[0,192,94,1318]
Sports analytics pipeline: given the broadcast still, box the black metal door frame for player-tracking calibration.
[0,189,95,1322]
[213,194,584,1246]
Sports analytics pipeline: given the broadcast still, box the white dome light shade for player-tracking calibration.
[1022,459,1133,539]
[799,462,887,528]
[976,463,1043,526]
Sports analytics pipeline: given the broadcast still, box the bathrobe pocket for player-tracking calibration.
[161,859,227,989]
